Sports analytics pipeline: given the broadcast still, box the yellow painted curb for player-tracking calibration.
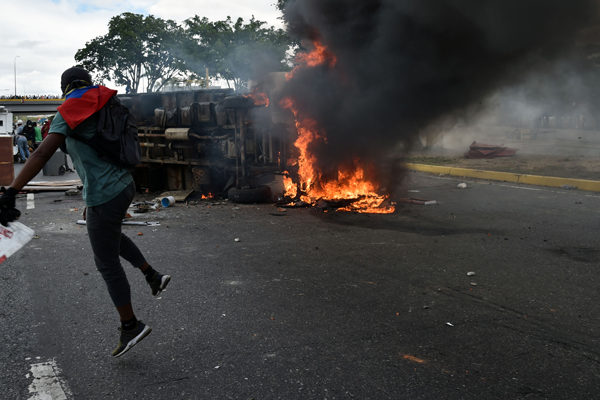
[405,163,600,192]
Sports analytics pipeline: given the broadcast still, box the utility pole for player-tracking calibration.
[13,56,19,97]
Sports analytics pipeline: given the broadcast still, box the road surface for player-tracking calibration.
[1,171,599,399]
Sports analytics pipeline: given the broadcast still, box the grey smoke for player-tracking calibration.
[279,0,600,187]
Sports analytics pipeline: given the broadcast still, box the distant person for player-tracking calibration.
[0,66,171,357]
[22,120,35,149]
[14,120,24,136]
[33,122,42,149]
[15,129,29,162]
[41,118,52,140]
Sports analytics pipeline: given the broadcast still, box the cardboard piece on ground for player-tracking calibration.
[158,190,194,202]
[76,220,160,226]
[23,180,83,192]
[28,180,82,186]
[23,186,80,192]
[0,221,35,264]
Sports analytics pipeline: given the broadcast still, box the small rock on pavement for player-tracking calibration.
[457,183,468,189]
[234,238,241,242]
[467,271,476,276]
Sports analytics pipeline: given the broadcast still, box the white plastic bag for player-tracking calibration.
[0,221,35,264]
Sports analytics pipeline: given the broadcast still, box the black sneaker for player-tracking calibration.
[147,271,171,296]
[111,321,152,357]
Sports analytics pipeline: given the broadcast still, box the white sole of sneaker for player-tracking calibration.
[158,275,171,294]
[113,325,152,358]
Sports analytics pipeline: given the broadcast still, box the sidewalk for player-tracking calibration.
[406,161,600,192]
[13,156,78,184]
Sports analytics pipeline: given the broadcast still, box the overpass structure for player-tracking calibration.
[0,98,63,114]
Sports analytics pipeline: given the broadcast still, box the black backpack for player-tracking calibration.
[63,95,141,169]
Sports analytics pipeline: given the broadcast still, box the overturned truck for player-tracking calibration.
[119,89,288,202]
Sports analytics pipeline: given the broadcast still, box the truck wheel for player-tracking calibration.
[228,186,272,204]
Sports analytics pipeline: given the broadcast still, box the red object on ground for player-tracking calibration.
[465,141,517,159]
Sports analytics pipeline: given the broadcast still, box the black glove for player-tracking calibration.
[0,187,21,226]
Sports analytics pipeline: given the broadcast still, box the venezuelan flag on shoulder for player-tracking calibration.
[57,85,117,130]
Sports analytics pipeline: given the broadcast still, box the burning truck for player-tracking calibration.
[119,87,289,203]
[119,43,398,214]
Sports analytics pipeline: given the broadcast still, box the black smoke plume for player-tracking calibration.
[279,0,600,190]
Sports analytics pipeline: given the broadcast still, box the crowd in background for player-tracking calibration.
[0,95,62,100]
[11,117,53,163]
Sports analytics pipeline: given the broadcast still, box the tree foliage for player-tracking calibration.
[75,13,184,93]
[75,11,293,93]
[182,16,291,90]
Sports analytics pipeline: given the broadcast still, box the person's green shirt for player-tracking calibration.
[34,126,42,143]
[49,112,133,207]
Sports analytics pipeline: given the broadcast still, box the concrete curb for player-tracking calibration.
[405,162,600,192]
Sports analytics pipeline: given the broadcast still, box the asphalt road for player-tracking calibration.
[1,171,599,399]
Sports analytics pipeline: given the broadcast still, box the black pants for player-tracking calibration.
[86,182,147,307]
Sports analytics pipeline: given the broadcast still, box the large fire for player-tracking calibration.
[282,41,395,214]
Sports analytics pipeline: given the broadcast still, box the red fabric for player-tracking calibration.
[57,85,117,129]
[465,141,517,159]
[41,121,50,139]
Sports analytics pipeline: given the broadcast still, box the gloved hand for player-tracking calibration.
[0,187,21,226]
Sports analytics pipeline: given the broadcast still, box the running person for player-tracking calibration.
[0,66,171,357]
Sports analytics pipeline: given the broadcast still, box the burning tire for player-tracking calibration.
[228,186,272,204]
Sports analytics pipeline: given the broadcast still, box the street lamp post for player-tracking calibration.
[13,56,19,97]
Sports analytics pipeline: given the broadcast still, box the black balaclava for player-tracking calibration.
[60,66,92,95]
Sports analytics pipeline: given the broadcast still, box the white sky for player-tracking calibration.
[0,0,284,96]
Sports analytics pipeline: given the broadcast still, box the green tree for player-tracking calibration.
[75,13,185,93]
[182,16,292,91]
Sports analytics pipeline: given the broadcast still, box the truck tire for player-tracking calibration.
[228,186,272,204]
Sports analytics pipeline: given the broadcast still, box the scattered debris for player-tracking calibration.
[277,200,310,208]
[457,183,468,189]
[398,198,437,206]
[137,232,144,236]
[402,355,427,364]
[465,141,517,159]
[161,196,176,208]
[76,220,160,226]
[65,189,80,196]
[131,202,156,213]
[157,189,194,203]
[470,282,478,286]
[0,222,36,265]
[234,238,241,242]
[446,322,454,327]
[23,180,82,193]
[467,271,476,276]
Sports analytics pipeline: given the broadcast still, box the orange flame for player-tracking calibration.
[201,193,214,200]
[282,172,297,199]
[282,41,394,214]
[282,98,395,214]
[244,90,270,107]
[286,40,338,80]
